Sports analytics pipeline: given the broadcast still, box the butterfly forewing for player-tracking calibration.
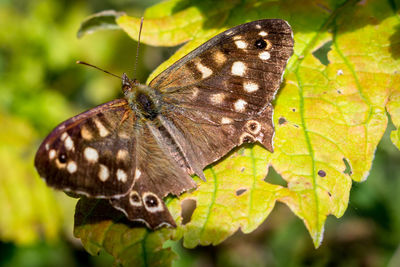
[152,19,293,167]
[35,99,137,198]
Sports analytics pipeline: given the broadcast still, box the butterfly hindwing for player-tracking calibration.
[35,99,137,198]
[109,124,196,228]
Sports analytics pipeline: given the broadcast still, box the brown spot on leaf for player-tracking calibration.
[278,117,287,125]
[181,199,196,225]
[236,189,247,196]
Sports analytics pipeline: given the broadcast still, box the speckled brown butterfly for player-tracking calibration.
[35,19,294,229]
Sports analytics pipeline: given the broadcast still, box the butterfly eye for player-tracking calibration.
[58,153,67,163]
[254,39,267,49]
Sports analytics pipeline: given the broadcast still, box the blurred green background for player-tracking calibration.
[0,0,400,266]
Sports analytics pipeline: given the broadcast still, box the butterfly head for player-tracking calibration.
[121,73,139,95]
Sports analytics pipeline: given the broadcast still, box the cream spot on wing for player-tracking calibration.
[235,40,247,49]
[231,61,247,76]
[81,126,93,140]
[45,143,49,151]
[259,51,271,61]
[84,147,99,163]
[221,117,232,124]
[129,191,142,206]
[233,35,242,40]
[143,192,164,212]
[213,50,227,65]
[191,87,199,99]
[116,169,127,183]
[234,99,247,112]
[118,131,130,139]
[243,81,259,93]
[94,118,109,137]
[210,93,225,104]
[117,149,129,161]
[266,40,272,50]
[225,30,233,36]
[259,31,268,36]
[64,136,74,151]
[98,164,109,182]
[196,62,213,79]
[255,24,261,29]
[135,169,142,180]
[60,132,68,141]
[49,149,56,160]
[245,120,261,135]
[67,161,77,174]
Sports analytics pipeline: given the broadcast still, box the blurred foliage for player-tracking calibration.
[0,0,400,267]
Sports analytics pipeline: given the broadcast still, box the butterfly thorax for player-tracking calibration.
[122,73,161,121]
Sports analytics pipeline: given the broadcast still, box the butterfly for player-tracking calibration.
[34,19,294,229]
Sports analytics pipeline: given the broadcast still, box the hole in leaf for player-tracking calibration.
[236,188,247,196]
[343,158,352,175]
[181,199,196,225]
[312,40,333,66]
[292,108,296,112]
[337,89,342,94]
[264,166,287,186]
[318,170,326,177]
[240,167,245,173]
[278,117,287,125]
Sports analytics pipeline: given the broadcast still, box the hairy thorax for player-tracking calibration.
[126,84,161,121]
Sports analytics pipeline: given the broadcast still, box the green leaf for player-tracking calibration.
[77,10,125,39]
[74,199,177,266]
[73,0,400,262]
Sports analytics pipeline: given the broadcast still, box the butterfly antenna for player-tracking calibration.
[76,61,122,79]
[133,17,144,79]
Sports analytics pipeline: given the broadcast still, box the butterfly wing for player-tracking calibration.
[150,19,293,168]
[35,99,137,198]
[109,123,196,228]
